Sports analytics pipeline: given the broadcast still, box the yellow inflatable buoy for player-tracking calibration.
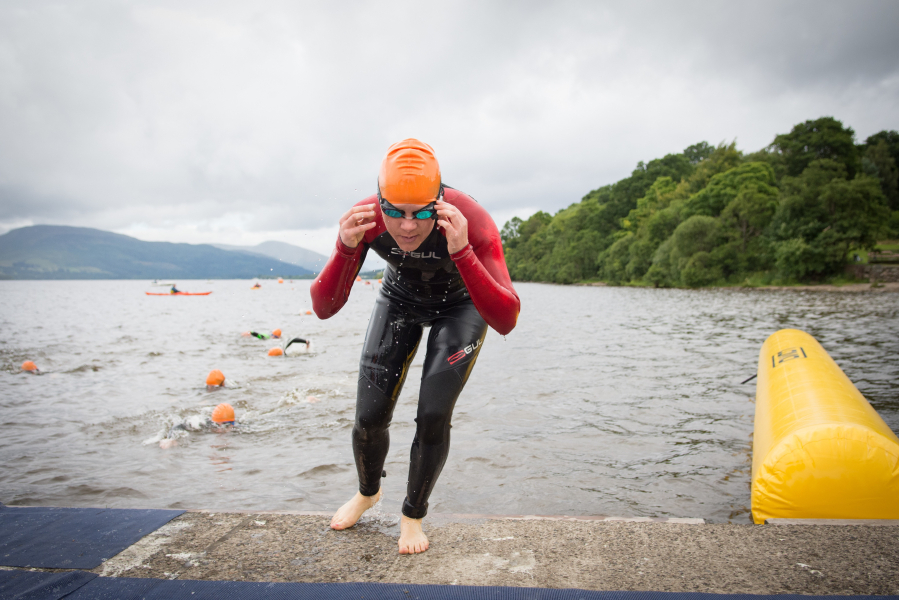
[752,329,899,523]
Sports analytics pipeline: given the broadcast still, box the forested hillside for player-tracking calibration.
[502,118,899,286]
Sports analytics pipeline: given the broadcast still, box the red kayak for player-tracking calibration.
[145,292,212,296]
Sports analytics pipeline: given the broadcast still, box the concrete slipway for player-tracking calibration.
[63,510,899,596]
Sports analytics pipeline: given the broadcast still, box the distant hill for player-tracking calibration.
[0,225,313,280]
[213,240,329,272]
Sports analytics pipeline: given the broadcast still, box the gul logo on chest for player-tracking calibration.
[447,339,482,365]
[390,248,441,260]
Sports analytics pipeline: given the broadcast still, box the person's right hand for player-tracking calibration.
[338,203,377,248]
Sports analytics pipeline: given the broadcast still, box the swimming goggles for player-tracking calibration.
[377,184,444,220]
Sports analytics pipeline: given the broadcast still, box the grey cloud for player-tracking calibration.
[1,0,897,240]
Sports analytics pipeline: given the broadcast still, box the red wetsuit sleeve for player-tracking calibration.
[448,193,520,335]
[310,237,365,319]
[310,197,381,319]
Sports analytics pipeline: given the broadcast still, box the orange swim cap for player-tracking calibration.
[206,369,225,386]
[211,403,235,424]
[21,361,37,372]
[272,329,282,338]
[378,139,441,205]
[305,310,312,315]
[268,347,283,356]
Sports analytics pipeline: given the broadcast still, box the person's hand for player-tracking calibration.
[436,200,469,254]
[338,203,377,248]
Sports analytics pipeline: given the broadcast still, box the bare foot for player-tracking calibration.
[398,515,429,554]
[330,489,381,530]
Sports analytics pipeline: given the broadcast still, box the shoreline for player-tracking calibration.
[12,510,892,595]
[573,281,899,292]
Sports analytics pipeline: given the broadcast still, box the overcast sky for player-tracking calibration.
[1,1,898,259]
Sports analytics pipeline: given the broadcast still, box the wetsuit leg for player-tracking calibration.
[402,300,488,519]
[354,295,423,497]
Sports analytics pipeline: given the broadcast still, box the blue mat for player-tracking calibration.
[0,569,96,600]
[53,577,899,600]
[0,505,184,569]
[1,571,897,600]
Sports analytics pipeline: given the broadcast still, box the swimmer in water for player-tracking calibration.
[311,139,519,554]
[241,330,311,350]
[285,336,311,351]
[159,403,235,448]
[243,328,282,340]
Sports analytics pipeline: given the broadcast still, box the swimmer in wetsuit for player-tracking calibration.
[245,329,282,340]
[311,138,520,554]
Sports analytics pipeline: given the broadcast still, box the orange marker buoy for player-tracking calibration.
[356,276,362,282]
[21,361,38,372]
[206,369,225,386]
[377,279,382,283]
[211,403,235,424]
[268,347,283,356]
[278,278,284,283]
[272,329,282,338]
[305,310,312,315]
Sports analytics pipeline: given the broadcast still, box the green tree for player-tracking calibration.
[683,162,777,219]
[671,215,723,258]
[720,184,778,254]
[682,142,743,196]
[863,130,899,168]
[645,215,725,287]
[681,251,722,288]
[621,176,679,232]
[582,153,693,227]
[501,117,895,287]
[503,212,552,280]
[684,141,714,165]
[598,233,634,284]
[861,140,899,211]
[501,217,523,247]
[771,117,858,178]
[770,159,889,279]
[645,239,676,287]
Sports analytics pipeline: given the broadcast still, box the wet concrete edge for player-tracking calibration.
[4,509,895,596]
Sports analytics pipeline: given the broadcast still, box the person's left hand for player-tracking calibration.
[436,200,469,254]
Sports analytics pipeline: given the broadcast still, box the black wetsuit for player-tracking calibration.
[311,188,519,518]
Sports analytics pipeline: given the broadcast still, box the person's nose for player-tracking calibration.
[399,217,417,231]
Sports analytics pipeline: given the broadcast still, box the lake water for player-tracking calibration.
[1,280,897,523]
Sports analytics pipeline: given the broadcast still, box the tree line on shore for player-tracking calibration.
[501,117,899,286]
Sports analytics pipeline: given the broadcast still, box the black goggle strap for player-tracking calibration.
[377,181,444,216]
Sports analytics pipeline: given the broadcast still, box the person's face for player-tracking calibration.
[380,202,436,251]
